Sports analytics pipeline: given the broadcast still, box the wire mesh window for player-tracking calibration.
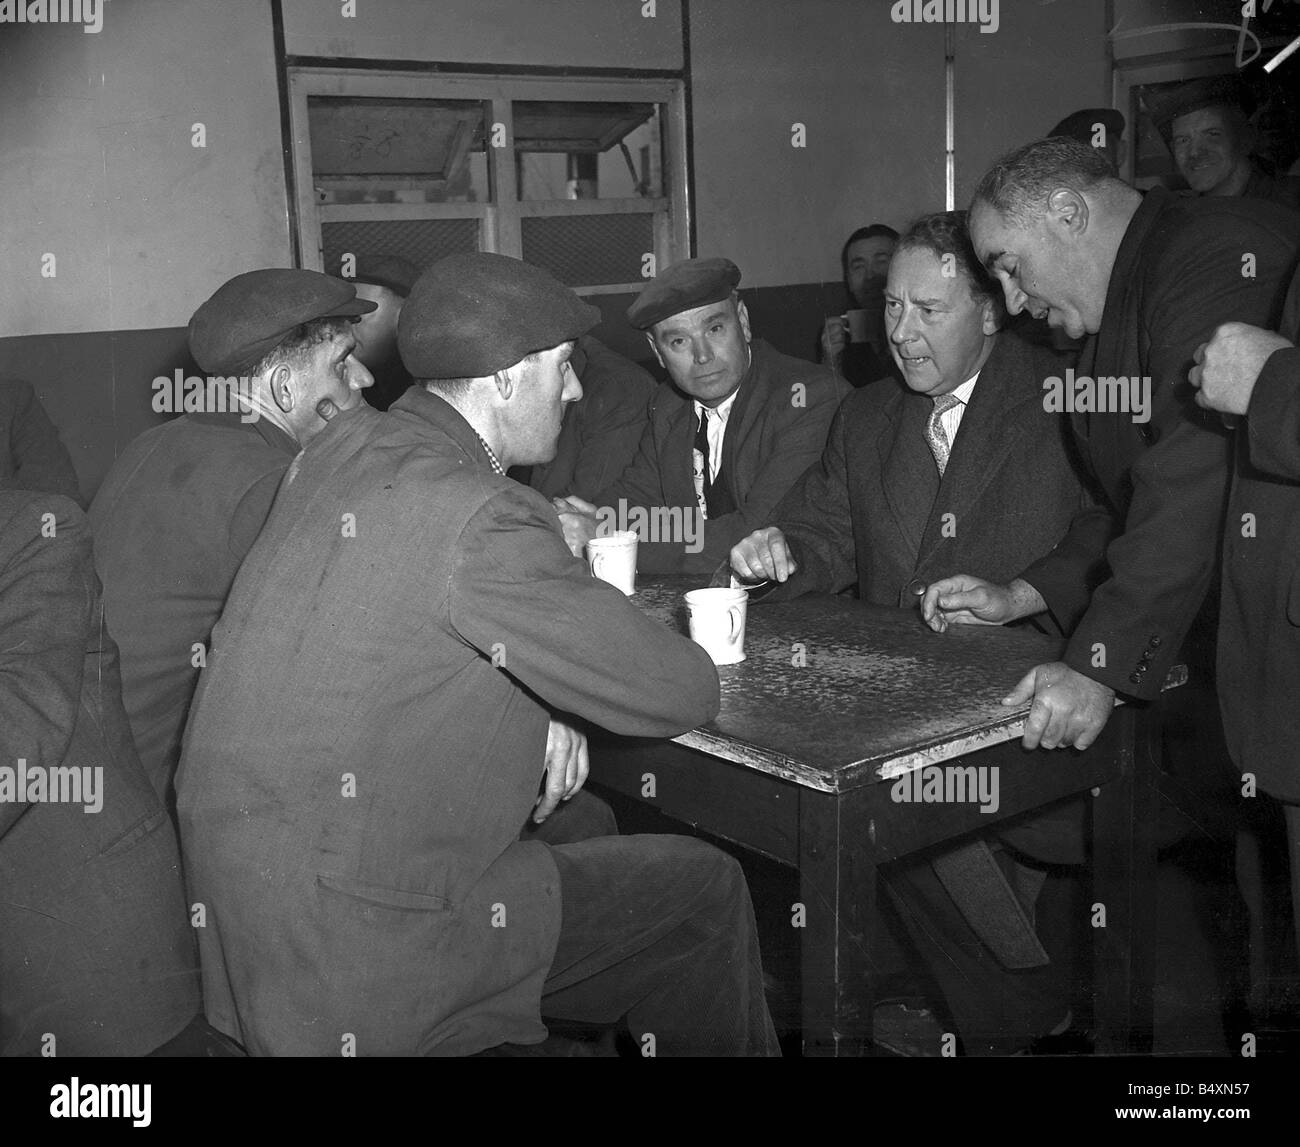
[320,218,480,279]
[521,213,655,287]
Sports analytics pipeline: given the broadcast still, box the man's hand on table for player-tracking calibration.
[1189,321,1293,416]
[552,495,599,558]
[921,575,1045,633]
[533,718,590,824]
[731,526,798,584]
[1001,661,1115,751]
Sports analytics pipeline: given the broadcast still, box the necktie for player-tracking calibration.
[924,392,962,477]
[693,409,712,519]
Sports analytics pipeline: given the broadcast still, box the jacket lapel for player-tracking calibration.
[880,390,939,565]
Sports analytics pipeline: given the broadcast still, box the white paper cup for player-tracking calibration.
[843,308,869,343]
[586,531,638,595]
[684,587,748,665]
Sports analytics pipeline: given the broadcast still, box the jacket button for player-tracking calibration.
[1149,636,1162,648]
[1129,673,1142,684]
[905,578,926,597]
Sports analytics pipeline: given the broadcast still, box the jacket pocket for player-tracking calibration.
[316,872,451,913]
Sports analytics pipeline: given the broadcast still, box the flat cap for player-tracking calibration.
[353,253,422,298]
[188,269,375,376]
[399,252,600,379]
[1048,108,1125,145]
[627,257,741,330]
[1147,75,1257,139]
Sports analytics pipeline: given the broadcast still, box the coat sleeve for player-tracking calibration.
[565,354,657,502]
[1,381,83,506]
[1058,220,1292,699]
[447,485,720,738]
[763,388,860,600]
[0,495,93,838]
[1244,345,1300,480]
[590,386,673,519]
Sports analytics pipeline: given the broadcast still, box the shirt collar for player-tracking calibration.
[694,385,741,426]
[950,373,979,405]
[472,430,505,476]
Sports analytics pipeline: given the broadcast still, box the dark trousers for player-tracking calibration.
[881,851,1067,1055]
[539,834,781,1057]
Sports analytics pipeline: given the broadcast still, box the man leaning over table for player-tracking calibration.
[176,252,780,1057]
[732,210,1107,1056]
[554,257,848,574]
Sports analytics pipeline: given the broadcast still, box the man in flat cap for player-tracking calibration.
[556,257,848,574]
[1149,74,1300,210]
[349,253,421,411]
[91,268,376,808]
[177,252,780,1056]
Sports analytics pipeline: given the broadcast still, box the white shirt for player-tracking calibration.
[939,373,979,446]
[694,387,740,484]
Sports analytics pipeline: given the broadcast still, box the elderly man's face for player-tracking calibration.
[884,247,997,397]
[1170,105,1251,195]
[846,236,896,306]
[351,282,404,369]
[970,200,1107,341]
[649,296,752,408]
[504,340,582,466]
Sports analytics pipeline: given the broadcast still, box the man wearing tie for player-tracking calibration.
[556,257,847,574]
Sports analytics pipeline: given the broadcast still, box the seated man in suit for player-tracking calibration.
[555,257,848,574]
[732,211,1106,1055]
[0,377,81,504]
[176,253,780,1057]
[513,333,656,502]
[0,491,200,1055]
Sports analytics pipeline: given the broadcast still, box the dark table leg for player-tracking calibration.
[1091,706,1160,1053]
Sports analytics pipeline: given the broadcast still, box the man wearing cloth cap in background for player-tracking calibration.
[1148,74,1300,211]
[91,269,376,808]
[556,257,848,575]
[349,253,421,411]
[176,252,780,1056]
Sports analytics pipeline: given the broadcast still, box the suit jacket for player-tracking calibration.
[593,339,848,574]
[89,411,299,805]
[1022,188,1300,698]
[1219,269,1300,800]
[523,334,656,501]
[766,330,1099,866]
[175,389,720,1056]
[0,378,81,505]
[0,493,198,1055]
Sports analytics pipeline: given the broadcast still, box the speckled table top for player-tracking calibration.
[634,576,1065,793]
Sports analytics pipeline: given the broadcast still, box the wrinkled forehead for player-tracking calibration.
[968,201,1023,267]
[650,295,738,338]
[886,245,970,297]
[1170,104,1243,138]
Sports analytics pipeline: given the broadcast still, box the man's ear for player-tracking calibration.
[1047,187,1089,238]
[736,298,752,343]
[267,363,294,414]
[645,331,665,370]
[979,295,1000,336]
[493,367,515,400]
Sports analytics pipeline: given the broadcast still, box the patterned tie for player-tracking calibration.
[693,409,712,519]
[924,392,963,477]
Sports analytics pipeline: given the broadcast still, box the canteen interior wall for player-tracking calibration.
[0,0,1111,502]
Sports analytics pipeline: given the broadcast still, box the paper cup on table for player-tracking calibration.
[684,587,748,665]
[586,531,638,595]
[843,308,869,343]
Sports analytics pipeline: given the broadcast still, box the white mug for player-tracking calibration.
[843,308,869,343]
[586,531,638,595]
[684,587,748,665]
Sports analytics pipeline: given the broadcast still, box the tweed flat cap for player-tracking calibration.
[188,269,375,376]
[626,257,742,330]
[399,252,601,379]
[353,254,422,298]
[1147,75,1257,140]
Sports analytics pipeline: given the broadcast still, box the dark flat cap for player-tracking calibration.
[1048,108,1125,145]
[1146,75,1257,139]
[399,252,600,379]
[626,257,741,330]
[188,269,375,376]
[353,254,422,298]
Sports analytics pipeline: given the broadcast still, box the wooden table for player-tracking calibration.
[587,577,1165,1056]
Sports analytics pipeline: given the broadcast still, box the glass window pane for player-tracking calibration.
[308,96,490,205]
[521,213,655,287]
[320,218,480,279]
[513,101,662,201]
